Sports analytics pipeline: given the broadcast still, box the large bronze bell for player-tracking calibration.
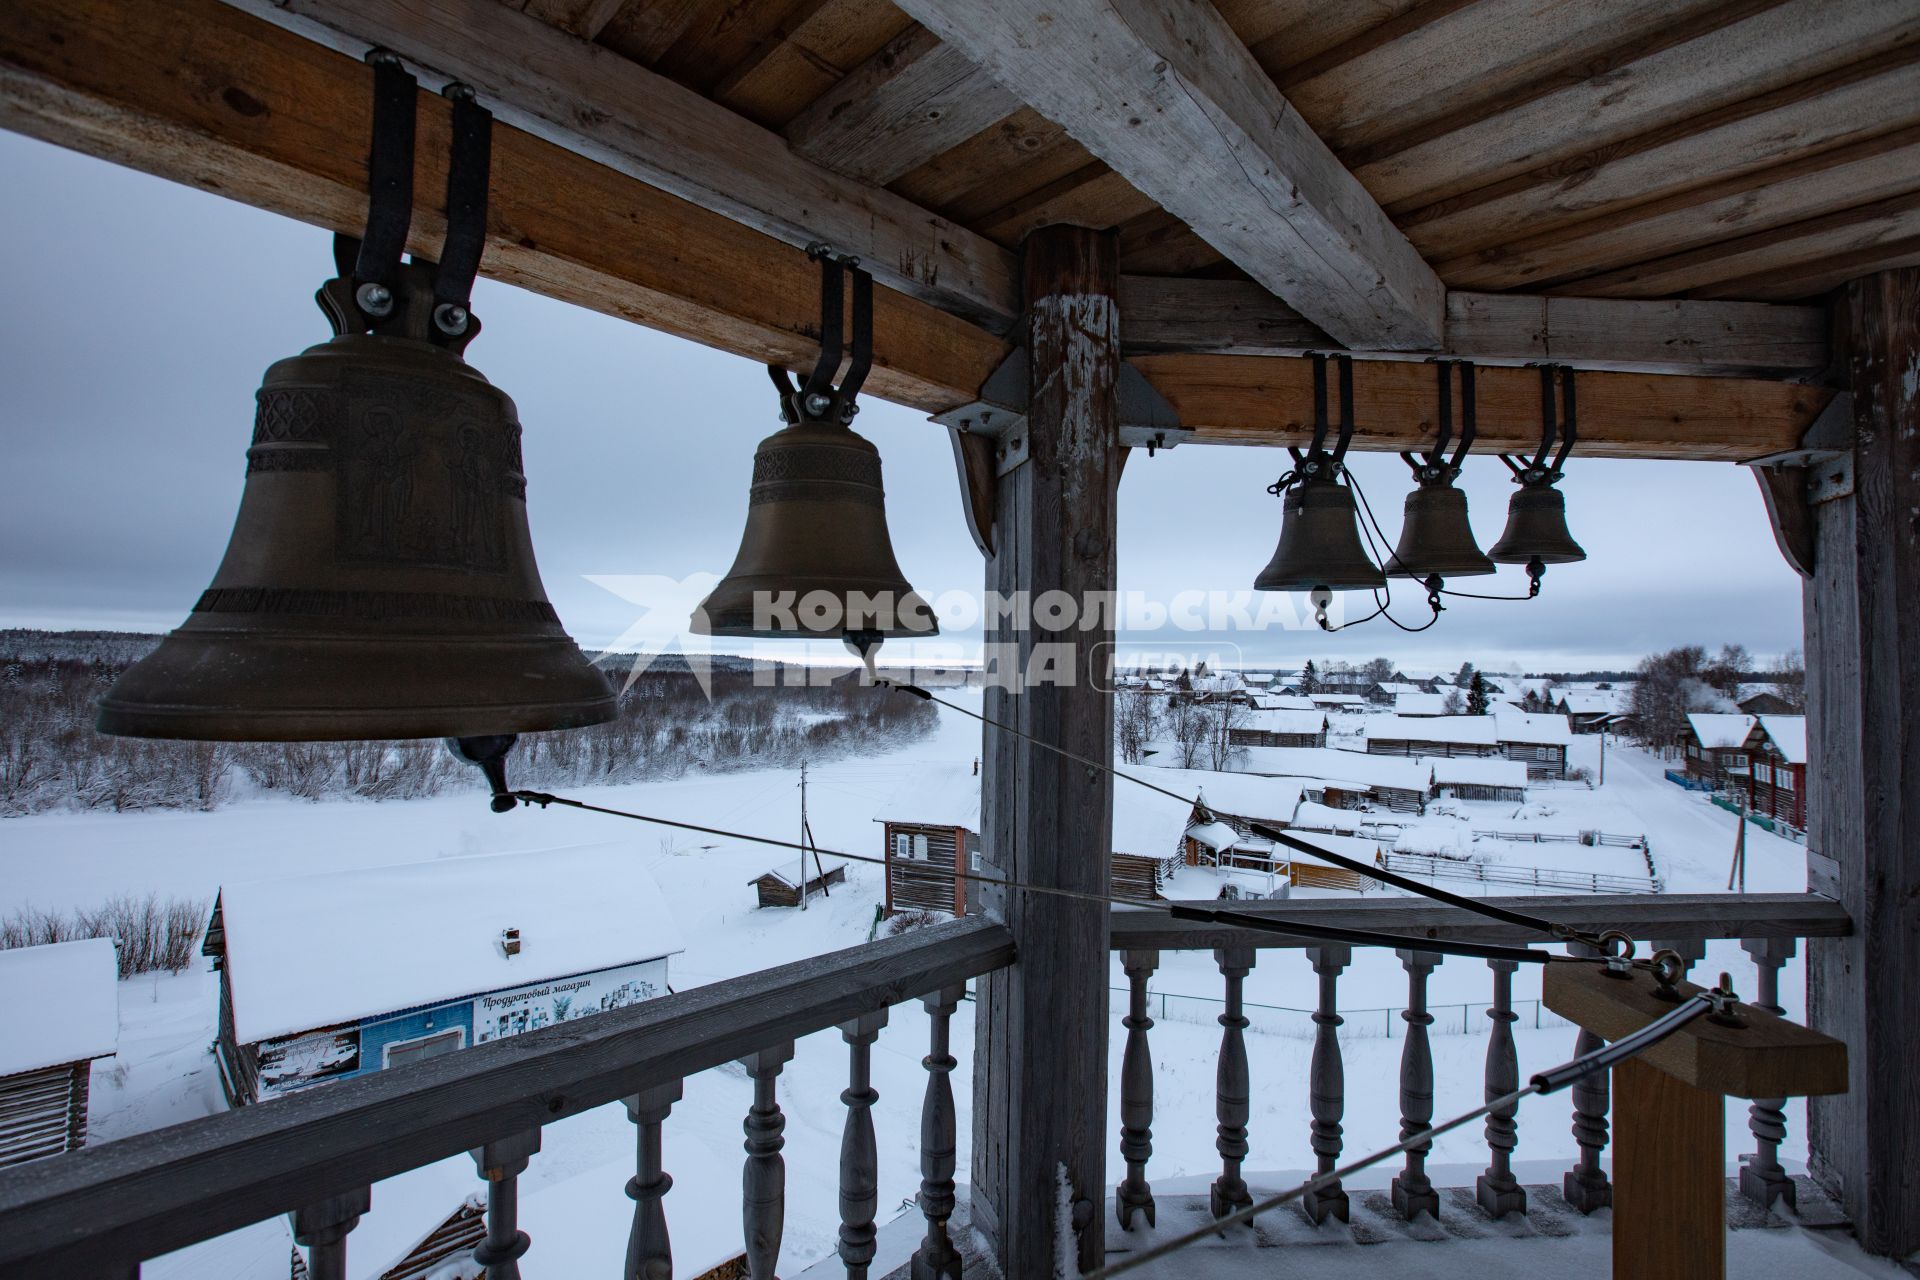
[694,414,936,639]
[694,253,935,644]
[1488,481,1587,565]
[1253,474,1388,593]
[96,260,615,740]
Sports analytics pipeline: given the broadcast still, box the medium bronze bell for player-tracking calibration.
[1253,474,1388,593]
[97,261,615,741]
[694,415,937,640]
[1388,483,1496,579]
[1488,481,1587,565]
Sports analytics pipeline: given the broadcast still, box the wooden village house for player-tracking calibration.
[0,938,116,1168]
[1683,713,1759,791]
[749,859,848,908]
[203,846,683,1106]
[1229,746,1433,814]
[1225,707,1328,749]
[1743,714,1810,832]
[4,0,1919,1275]
[1365,712,1573,779]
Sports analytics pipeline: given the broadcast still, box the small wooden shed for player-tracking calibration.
[0,936,118,1167]
[749,860,847,908]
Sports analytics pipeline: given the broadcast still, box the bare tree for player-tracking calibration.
[1363,657,1396,684]
[1205,699,1246,771]
[1629,645,1708,748]
[1441,688,1465,714]
[1115,687,1161,765]
[1770,647,1807,712]
[1702,643,1751,700]
[1166,697,1209,769]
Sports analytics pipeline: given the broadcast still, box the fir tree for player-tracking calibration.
[1300,659,1319,694]
[1455,660,1476,688]
[1467,671,1491,715]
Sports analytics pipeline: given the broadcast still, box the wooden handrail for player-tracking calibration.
[1107,891,1850,950]
[0,916,1015,1278]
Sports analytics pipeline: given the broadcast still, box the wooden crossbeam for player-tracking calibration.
[1120,278,1827,377]
[896,0,1448,350]
[0,0,1836,460]
[216,0,1022,331]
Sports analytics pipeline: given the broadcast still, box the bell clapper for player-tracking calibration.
[1310,587,1333,631]
[447,735,522,813]
[843,629,885,681]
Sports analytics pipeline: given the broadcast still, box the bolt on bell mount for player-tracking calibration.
[95,54,614,760]
[692,246,937,667]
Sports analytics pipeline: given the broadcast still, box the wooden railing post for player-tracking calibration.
[624,1080,682,1280]
[470,1129,539,1280]
[1302,944,1350,1225]
[1740,936,1798,1209]
[1562,939,1612,1214]
[292,1186,369,1280]
[837,1010,888,1279]
[972,223,1120,1277]
[1392,948,1441,1222]
[1805,264,1920,1261]
[740,1042,795,1280]
[911,984,965,1280]
[1116,949,1159,1230]
[1210,947,1256,1220]
[1476,958,1525,1218]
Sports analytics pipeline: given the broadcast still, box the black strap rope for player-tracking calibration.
[1083,989,1717,1278]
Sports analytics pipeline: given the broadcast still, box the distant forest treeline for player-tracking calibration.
[0,631,936,816]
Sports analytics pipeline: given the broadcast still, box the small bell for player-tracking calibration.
[693,252,935,644]
[1253,475,1389,593]
[1488,481,1586,565]
[1388,360,1495,581]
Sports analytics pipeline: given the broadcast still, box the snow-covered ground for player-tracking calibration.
[0,699,1819,1278]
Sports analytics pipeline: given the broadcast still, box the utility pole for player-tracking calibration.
[798,760,809,909]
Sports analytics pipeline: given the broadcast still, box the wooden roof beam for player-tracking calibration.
[215,0,1021,331]
[1121,278,1829,378]
[896,0,1447,350]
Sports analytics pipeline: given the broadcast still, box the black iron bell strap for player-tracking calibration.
[352,51,416,299]
[769,247,874,426]
[1502,361,1578,483]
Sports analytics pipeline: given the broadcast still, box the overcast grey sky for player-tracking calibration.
[0,133,1806,673]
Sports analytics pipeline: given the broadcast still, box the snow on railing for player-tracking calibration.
[1378,851,1664,896]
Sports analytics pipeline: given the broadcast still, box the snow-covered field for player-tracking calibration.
[0,697,1818,1278]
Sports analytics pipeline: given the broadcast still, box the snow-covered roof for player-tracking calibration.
[1248,692,1315,710]
[1494,711,1574,746]
[1238,708,1328,735]
[874,761,981,829]
[749,856,849,889]
[1422,755,1530,789]
[1364,714,1499,746]
[0,937,118,1075]
[1273,830,1386,871]
[1231,745,1432,794]
[217,844,685,1044]
[1558,692,1616,715]
[1287,801,1369,834]
[1121,765,1305,827]
[1757,715,1808,765]
[1113,775,1217,857]
[1377,681,1427,695]
[1686,712,1757,750]
[1394,692,1448,716]
[1184,820,1240,852]
[1308,693,1368,705]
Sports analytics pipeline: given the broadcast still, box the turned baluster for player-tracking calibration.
[1476,958,1526,1218]
[1740,936,1799,1209]
[740,1042,795,1280]
[1302,944,1350,1225]
[1116,949,1159,1230]
[293,1186,370,1280]
[911,984,964,1280]
[1562,939,1612,1213]
[470,1128,538,1279]
[625,1079,683,1280]
[838,1010,888,1279]
[1392,948,1442,1222]
[1210,946,1255,1220]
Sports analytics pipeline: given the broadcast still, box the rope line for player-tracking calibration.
[1082,991,1717,1279]
[506,789,1561,964]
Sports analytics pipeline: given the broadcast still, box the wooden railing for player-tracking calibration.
[1106,892,1849,1229]
[0,916,1015,1280]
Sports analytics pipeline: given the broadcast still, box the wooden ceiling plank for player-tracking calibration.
[1693,237,1920,302]
[518,0,629,40]
[1438,131,1920,292]
[897,0,1447,349]
[649,0,827,96]
[1236,0,1425,80]
[783,24,1021,185]
[1400,51,1920,261]
[1114,209,1229,278]
[1289,0,1736,157]
[594,0,712,65]
[972,165,1157,248]
[216,0,1020,330]
[0,0,1005,414]
[1133,353,1831,462]
[709,0,914,129]
[1572,192,1920,298]
[888,107,1080,218]
[1118,277,1826,377]
[1356,0,1920,211]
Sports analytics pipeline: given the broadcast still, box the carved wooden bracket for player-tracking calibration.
[1745,391,1852,579]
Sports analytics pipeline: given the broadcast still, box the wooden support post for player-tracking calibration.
[1805,265,1920,1259]
[972,224,1121,1277]
[1611,1058,1724,1280]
